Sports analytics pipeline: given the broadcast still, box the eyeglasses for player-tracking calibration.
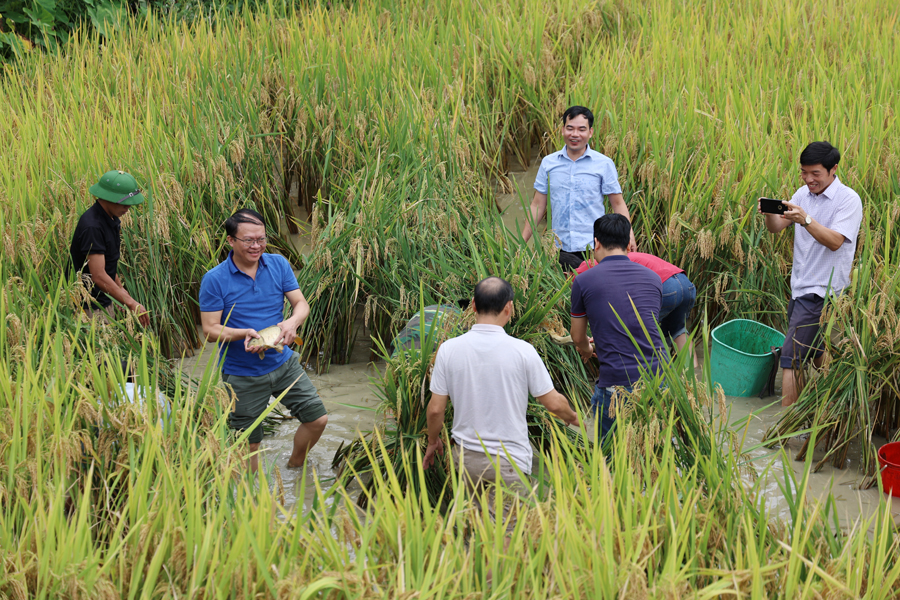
[232,236,267,247]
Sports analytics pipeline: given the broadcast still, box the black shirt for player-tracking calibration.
[70,201,121,307]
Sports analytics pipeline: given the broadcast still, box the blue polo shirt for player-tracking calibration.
[570,255,667,387]
[534,146,622,252]
[199,252,300,376]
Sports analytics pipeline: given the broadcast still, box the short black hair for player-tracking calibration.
[800,141,840,171]
[224,208,265,238]
[562,105,594,128]
[593,214,631,251]
[473,277,514,316]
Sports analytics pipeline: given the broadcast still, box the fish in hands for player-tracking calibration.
[246,325,286,360]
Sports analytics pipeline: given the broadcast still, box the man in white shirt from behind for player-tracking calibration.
[423,277,579,493]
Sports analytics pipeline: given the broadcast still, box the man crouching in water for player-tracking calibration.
[199,208,327,472]
[424,277,578,503]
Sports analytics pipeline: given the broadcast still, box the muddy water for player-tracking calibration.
[726,389,900,526]
[173,153,900,525]
[496,149,545,242]
[177,334,381,512]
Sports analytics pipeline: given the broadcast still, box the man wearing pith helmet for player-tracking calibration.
[69,169,150,326]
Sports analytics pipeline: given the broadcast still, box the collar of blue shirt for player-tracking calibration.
[226,250,269,274]
[557,145,596,163]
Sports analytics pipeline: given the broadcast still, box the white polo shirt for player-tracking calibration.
[789,176,863,299]
[430,324,555,473]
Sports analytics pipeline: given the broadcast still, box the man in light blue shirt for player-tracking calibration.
[522,105,636,270]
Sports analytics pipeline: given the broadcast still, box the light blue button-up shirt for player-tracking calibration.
[534,146,622,252]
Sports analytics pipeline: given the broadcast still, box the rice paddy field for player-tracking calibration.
[3,0,900,596]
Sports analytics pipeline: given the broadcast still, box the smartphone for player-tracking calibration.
[759,198,788,215]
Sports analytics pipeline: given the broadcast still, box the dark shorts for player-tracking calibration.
[222,357,326,444]
[559,249,590,271]
[780,294,825,369]
[659,273,696,340]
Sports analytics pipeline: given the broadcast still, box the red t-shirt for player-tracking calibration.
[574,252,683,282]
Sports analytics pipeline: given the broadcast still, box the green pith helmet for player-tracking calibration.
[89,170,146,206]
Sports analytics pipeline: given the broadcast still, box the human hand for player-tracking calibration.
[423,438,444,469]
[628,230,637,253]
[244,329,262,353]
[576,342,595,363]
[780,201,808,225]
[276,319,298,347]
[132,303,150,327]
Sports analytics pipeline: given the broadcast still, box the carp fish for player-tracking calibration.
[247,325,285,360]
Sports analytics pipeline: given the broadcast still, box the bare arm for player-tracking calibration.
[278,288,311,346]
[200,309,260,351]
[570,316,593,362]
[423,392,449,469]
[780,202,846,251]
[87,254,149,326]
[608,193,637,251]
[521,190,548,243]
[535,389,579,426]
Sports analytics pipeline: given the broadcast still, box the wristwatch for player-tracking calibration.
[801,214,812,227]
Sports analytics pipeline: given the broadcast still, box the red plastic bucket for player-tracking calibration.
[877,442,900,497]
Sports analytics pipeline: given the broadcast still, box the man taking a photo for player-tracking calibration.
[760,141,863,407]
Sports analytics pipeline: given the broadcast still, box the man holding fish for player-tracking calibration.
[199,208,327,472]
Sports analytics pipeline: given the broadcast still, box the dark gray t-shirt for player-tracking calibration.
[571,255,667,387]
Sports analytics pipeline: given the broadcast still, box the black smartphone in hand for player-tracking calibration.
[759,198,788,214]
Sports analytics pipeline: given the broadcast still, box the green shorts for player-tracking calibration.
[222,357,326,444]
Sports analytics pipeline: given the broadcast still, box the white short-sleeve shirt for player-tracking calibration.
[790,177,863,299]
[429,324,555,472]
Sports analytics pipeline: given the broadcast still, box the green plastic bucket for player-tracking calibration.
[711,319,785,397]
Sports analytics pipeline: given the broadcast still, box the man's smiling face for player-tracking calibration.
[562,115,593,154]
[801,163,837,195]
